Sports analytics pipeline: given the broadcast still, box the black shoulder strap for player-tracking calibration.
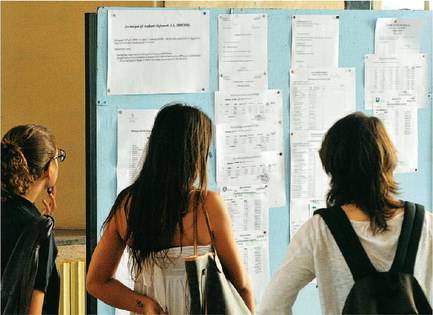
[314,207,376,281]
[390,202,425,274]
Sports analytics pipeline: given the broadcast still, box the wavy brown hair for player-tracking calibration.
[319,112,402,233]
[1,124,56,201]
[103,103,213,274]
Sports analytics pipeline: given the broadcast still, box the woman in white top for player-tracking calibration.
[87,104,255,314]
[260,112,432,314]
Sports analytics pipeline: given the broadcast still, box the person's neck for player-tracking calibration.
[341,202,404,221]
[22,180,45,203]
[340,204,370,221]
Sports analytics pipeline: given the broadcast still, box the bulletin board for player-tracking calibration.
[86,8,432,314]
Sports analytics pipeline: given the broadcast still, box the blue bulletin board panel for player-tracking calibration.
[93,7,432,314]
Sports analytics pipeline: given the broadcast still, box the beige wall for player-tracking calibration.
[1,1,161,229]
[165,1,344,8]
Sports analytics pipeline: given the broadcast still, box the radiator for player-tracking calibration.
[57,260,86,315]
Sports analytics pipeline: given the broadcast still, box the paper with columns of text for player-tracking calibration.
[216,152,286,207]
[220,184,269,240]
[364,54,427,108]
[373,105,418,173]
[290,131,328,237]
[236,234,270,306]
[290,68,356,132]
[220,184,270,305]
[215,90,286,207]
[214,90,283,124]
[117,109,158,194]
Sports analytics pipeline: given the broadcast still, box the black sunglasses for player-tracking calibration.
[53,148,66,162]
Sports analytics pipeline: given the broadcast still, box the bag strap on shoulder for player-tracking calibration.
[314,207,376,281]
[390,202,425,274]
[192,202,216,256]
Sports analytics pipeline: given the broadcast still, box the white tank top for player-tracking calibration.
[132,245,212,315]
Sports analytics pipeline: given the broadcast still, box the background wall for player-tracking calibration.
[1,1,161,229]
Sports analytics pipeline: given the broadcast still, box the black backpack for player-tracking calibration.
[314,202,432,314]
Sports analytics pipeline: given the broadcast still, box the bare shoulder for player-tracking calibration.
[111,188,133,242]
[204,191,230,223]
[204,190,224,206]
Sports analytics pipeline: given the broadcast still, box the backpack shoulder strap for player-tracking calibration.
[314,207,376,281]
[390,201,425,274]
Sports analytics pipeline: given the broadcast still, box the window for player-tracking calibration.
[381,0,425,10]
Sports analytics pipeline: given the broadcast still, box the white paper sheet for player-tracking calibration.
[290,68,356,131]
[236,236,270,306]
[220,185,269,239]
[375,18,423,55]
[291,15,339,68]
[290,198,326,238]
[290,131,328,200]
[214,90,283,124]
[373,90,418,107]
[373,105,418,173]
[218,14,268,91]
[108,10,209,94]
[289,131,328,237]
[217,152,286,207]
[216,122,283,156]
[117,109,158,193]
[215,89,285,207]
[364,54,427,108]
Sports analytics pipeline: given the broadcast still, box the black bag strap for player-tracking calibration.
[314,207,376,281]
[390,202,425,274]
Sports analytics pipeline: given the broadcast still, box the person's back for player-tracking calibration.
[129,190,222,315]
[268,205,432,314]
[260,113,433,314]
[87,104,255,314]
[112,189,224,314]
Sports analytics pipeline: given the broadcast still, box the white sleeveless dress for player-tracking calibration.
[132,245,212,315]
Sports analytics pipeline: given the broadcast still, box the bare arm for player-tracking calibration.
[28,290,44,315]
[86,211,165,314]
[206,192,256,314]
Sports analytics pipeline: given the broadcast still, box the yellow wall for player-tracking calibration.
[165,0,344,10]
[165,1,344,9]
[1,1,161,229]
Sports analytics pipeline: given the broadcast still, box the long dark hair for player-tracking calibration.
[104,103,212,273]
[1,125,56,201]
[319,112,402,233]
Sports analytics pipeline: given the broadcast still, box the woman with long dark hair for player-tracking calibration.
[1,124,66,314]
[260,112,432,314]
[87,104,255,314]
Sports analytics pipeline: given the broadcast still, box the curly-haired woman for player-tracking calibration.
[1,124,66,314]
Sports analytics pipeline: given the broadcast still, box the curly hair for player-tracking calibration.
[1,125,56,201]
